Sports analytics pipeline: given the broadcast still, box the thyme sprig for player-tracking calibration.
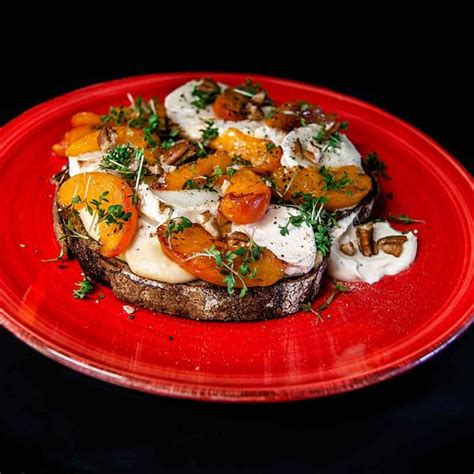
[74,191,132,232]
[73,277,94,299]
[387,213,425,224]
[165,216,192,247]
[101,95,163,148]
[320,166,352,191]
[279,194,336,256]
[100,144,146,201]
[301,281,350,323]
[182,165,233,191]
[186,239,262,298]
[191,81,221,109]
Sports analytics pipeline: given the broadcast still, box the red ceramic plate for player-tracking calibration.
[0,73,472,402]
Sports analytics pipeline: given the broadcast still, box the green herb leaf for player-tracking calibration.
[387,213,425,224]
[73,277,94,299]
[200,120,219,143]
[279,194,335,256]
[320,166,352,191]
[191,80,221,109]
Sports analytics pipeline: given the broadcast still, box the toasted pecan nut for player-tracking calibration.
[376,235,408,257]
[356,222,375,256]
[161,141,197,165]
[340,241,356,256]
[245,102,264,120]
[225,231,250,247]
[251,91,266,105]
[98,126,117,152]
[196,78,220,94]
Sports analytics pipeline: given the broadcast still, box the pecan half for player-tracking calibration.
[340,241,356,256]
[98,126,117,152]
[250,91,266,105]
[356,222,375,256]
[225,231,250,247]
[294,138,303,158]
[246,102,264,120]
[196,78,220,95]
[161,141,197,165]
[376,235,408,257]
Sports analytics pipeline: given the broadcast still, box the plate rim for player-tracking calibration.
[1,72,473,402]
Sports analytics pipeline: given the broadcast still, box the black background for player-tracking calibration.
[1,17,472,473]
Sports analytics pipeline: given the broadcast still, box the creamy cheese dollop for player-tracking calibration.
[68,152,104,177]
[280,123,362,170]
[165,80,285,144]
[164,80,227,140]
[124,217,195,283]
[232,205,316,276]
[328,221,417,284]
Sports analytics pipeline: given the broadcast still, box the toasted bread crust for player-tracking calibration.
[53,170,376,321]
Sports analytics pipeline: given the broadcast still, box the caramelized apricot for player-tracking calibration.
[322,166,373,211]
[163,151,232,190]
[219,168,271,224]
[65,130,101,156]
[52,125,96,157]
[272,165,372,210]
[157,223,284,288]
[213,89,249,121]
[210,128,282,174]
[266,101,334,132]
[71,112,102,127]
[57,172,138,257]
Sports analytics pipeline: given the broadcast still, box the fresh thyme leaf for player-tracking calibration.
[278,194,335,256]
[161,138,176,149]
[200,120,219,143]
[301,281,350,322]
[314,127,342,152]
[387,213,425,224]
[100,145,134,179]
[314,127,327,143]
[191,80,221,109]
[101,106,125,125]
[103,204,132,230]
[339,121,349,130]
[182,178,200,190]
[100,144,145,188]
[73,277,94,299]
[165,217,193,238]
[101,97,163,146]
[188,238,263,298]
[320,166,352,191]
[326,132,342,152]
[318,281,350,312]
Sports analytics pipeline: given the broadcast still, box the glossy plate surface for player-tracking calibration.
[0,73,472,402]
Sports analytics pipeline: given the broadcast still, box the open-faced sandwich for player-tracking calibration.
[51,78,418,321]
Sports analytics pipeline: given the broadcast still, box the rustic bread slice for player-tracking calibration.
[53,172,376,321]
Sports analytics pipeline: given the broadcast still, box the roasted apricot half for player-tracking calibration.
[157,223,284,289]
[57,172,138,257]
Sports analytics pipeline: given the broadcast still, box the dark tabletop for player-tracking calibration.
[1,23,472,473]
